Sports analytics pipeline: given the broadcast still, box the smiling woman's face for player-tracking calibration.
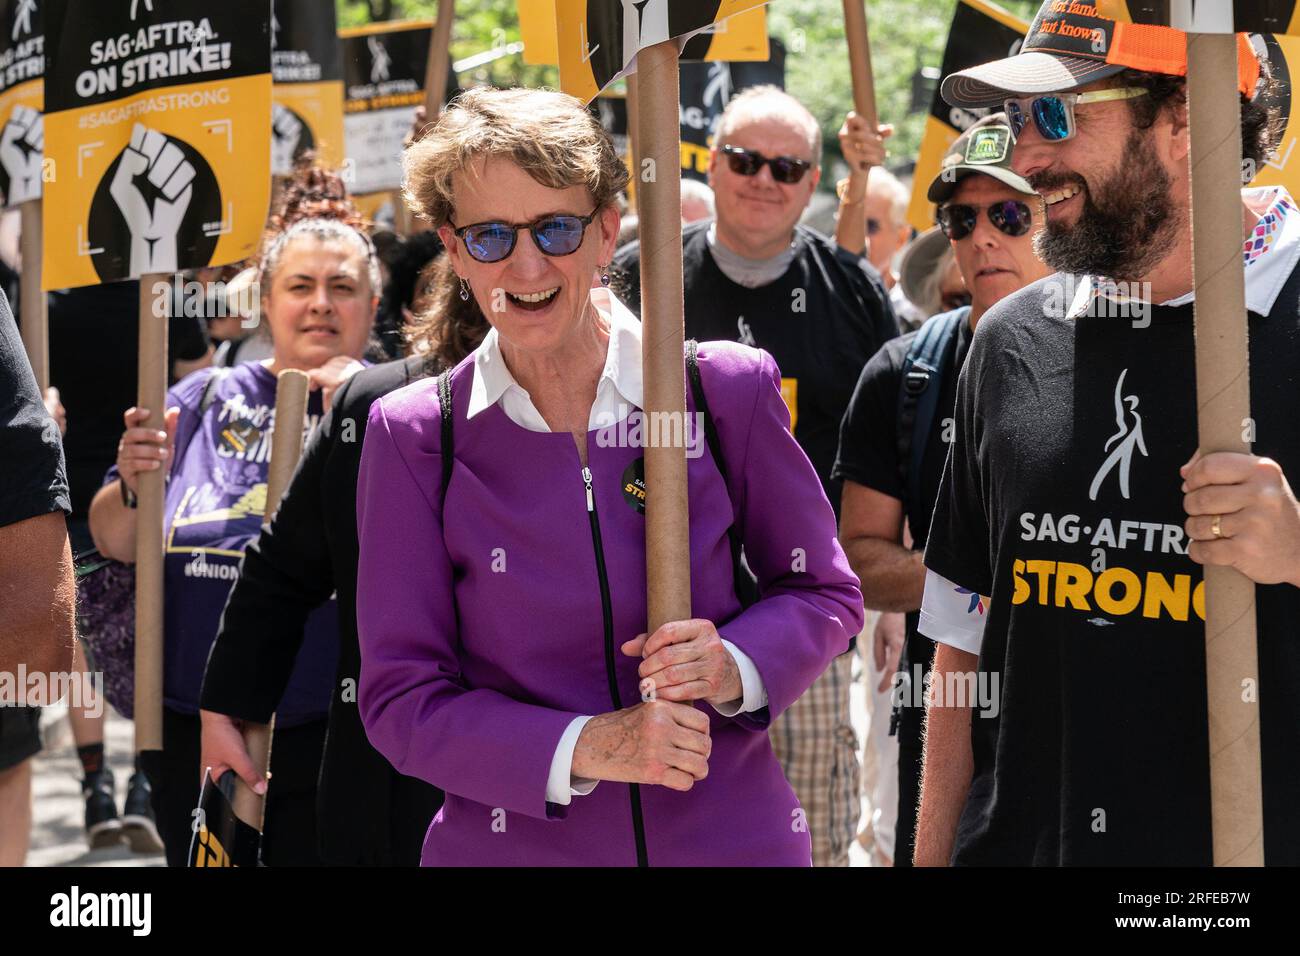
[262,235,376,369]
[439,157,620,357]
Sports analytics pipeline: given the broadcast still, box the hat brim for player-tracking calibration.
[927,163,1036,204]
[899,226,953,312]
[942,51,1126,109]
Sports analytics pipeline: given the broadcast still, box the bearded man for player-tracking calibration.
[914,1,1300,866]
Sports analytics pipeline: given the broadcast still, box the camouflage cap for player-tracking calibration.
[927,113,1036,204]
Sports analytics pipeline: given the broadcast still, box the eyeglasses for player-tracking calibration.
[866,218,881,237]
[1003,88,1148,143]
[937,200,1035,241]
[721,145,812,184]
[449,210,598,263]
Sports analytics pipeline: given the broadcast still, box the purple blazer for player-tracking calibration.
[355,341,864,866]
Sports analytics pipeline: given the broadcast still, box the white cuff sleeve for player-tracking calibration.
[545,715,599,805]
[917,568,987,656]
[710,639,769,717]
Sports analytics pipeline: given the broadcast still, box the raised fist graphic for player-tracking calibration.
[110,123,195,275]
[0,104,43,205]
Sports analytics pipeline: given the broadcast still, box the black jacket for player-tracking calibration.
[201,354,442,865]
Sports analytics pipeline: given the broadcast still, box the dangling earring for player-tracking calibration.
[599,266,611,287]
[458,277,471,301]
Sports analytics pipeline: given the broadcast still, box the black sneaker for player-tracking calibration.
[121,770,164,854]
[82,768,123,849]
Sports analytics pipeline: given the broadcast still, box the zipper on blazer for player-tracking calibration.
[583,465,649,868]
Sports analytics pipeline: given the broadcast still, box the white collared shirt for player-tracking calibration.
[919,186,1300,657]
[465,288,768,804]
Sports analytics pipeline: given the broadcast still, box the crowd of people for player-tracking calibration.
[3,0,1299,867]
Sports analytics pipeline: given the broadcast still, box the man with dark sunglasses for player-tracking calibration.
[914,0,1300,867]
[614,84,898,867]
[834,113,1050,867]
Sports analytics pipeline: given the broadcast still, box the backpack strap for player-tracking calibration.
[686,340,758,608]
[896,309,966,525]
[198,365,232,417]
[173,365,232,468]
[437,368,454,512]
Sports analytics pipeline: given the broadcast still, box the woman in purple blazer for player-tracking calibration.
[355,87,864,866]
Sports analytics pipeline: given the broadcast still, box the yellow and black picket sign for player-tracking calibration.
[907,0,1029,233]
[555,0,769,104]
[340,19,433,199]
[2,0,48,389]
[0,0,45,208]
[272,0,345,174]
[42,0,271,290]
[530,0,768,69]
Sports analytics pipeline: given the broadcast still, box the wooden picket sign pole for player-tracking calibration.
[134,275,168,756]
[18,199,47,391]
[835,0,880,256]
[424,0,455,120]
[633,41,691,634]
[1185,30,1264,867]
[230,368,310,831]
[396,0,456,236]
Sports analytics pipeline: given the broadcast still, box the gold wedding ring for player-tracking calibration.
[1211,514,1224,539]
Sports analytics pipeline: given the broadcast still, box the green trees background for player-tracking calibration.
[336,0,1044,182]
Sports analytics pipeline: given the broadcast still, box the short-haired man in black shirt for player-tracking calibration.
[615,85,898,866]
[835,115,1050,866]
[915,1,1300,865]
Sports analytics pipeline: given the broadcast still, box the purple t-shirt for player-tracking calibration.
[112,361,339,726]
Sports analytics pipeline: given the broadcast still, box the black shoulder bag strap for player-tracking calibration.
[437,369,454,511]
[686,340,759,608]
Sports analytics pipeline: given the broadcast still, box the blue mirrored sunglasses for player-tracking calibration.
[450,210,598,263]
[1003,88,1148,143]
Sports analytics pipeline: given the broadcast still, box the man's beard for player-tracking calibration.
[1031,128,1183,282]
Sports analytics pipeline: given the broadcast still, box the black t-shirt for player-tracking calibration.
[1,293,70,527]
[47,281,209,519]
[833,309,974,552]
[615,222,898,512]
[923,270,1300,866]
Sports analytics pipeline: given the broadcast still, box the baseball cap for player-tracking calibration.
[942,0,1260,109]
[927,113,1035,204]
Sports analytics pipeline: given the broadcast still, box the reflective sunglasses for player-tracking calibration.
[450,210,598,263]
[721,144,812,184]
[937,200,1035,241]
[1003,87,1148,143]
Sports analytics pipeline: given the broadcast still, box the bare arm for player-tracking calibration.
[0,512,75,678]
[88,480,137,562]
[833,113,893,256]
[839,479,925,612]
[87,405,178,563]
[913,642,978,866]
